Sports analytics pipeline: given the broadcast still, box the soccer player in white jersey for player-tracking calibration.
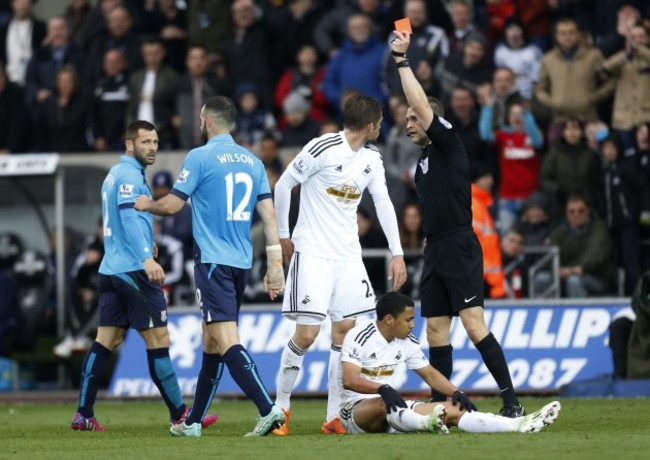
[340,292,561,435]
[272,93,408,435]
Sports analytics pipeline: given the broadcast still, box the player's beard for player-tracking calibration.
[134,148,155,166]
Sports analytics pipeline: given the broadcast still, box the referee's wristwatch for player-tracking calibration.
[396,59,410,69]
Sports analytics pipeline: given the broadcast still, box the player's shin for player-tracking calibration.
[147,347,185,419]
[475,333,518,406]
[429,345,453,401]
[77,342,111,417]
[223,344,274,416]
[457,410,519,433]
[386,408,430,432]
[185,353,223,425]
[275,339,306,410]
[326,344,343,421]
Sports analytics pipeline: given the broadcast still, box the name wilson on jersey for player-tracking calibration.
[216,153,256,166]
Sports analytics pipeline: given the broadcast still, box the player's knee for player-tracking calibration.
[141,328,170,349]
[111,332,126,349]
[202,333,222,354]
[293,334,317,350]
[426,323,450,346]
[331,322,354,345]
[467,327,490,344]
[376,398,388,413]
[293,326,320,349]
[155,335,171,348]
[464,324,489,344]
[331,334,349,347]
[459,311,489,343]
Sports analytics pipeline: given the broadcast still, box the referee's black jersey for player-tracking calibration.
[413,116,472,238]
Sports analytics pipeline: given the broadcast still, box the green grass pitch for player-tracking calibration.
[1,398,649,460]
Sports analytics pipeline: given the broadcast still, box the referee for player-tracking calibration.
[390,30,523,417]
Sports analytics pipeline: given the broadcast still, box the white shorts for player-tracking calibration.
[339,398,423,434]
[282,252,376,323]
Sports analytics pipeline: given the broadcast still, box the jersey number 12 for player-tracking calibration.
[225,172,253,221]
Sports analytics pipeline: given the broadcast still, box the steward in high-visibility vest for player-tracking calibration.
[470,168,506,298]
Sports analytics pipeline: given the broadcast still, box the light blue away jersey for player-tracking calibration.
[171,134,271,269]
[99,155,154,275]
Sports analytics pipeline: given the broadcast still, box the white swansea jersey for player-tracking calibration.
[341,321,429,404]
[286,131,388,261]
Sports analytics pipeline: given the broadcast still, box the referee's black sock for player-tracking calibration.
[428,345,453,402]
[223,344,273,416]
[77,342,111,418]
[186,352,223,425]
[475,332,519,406]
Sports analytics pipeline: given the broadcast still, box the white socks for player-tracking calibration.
[275,339,305,410]
[387,408,431,432]
[326,344,343,422]
[457,411,519,433]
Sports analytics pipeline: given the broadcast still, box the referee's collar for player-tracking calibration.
[120,155,144,171]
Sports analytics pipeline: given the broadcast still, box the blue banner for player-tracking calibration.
[109,300,630,397]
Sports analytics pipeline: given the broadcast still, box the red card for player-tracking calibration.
[394,17,412,34]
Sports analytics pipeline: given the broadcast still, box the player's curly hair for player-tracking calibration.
[376,292,415,320]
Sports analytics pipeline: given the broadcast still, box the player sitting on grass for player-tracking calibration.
[337,291,561,434]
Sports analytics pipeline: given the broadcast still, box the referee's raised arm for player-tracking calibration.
[391,31,434,130]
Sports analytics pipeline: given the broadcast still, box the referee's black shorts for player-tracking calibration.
[420,228,485,317]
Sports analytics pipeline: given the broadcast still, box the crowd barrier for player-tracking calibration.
[109,298,630,397]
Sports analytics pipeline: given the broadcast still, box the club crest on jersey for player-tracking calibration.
[119,183,134,197]
[419,157,429,174]
[177,168,190,183]
[335,165,343,172]
[363,165,372,175]
[293,158,308,175]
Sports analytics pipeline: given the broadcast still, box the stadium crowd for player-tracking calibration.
[1,0,650,358]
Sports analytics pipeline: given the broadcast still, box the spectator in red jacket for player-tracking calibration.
[273,44,329,131]
[512,0,552,51]
[479,95,544,236]
[485,0,515,47]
